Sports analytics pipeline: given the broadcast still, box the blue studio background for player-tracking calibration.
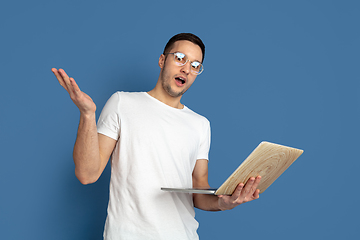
[1,0,359,239]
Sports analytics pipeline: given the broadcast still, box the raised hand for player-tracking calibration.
[52,68,96,115]
[218,176,261,211]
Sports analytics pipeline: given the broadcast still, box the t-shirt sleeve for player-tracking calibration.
[97,92,121,140]
[197,119,211,161]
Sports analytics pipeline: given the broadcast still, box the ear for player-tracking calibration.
[158,54,165,68]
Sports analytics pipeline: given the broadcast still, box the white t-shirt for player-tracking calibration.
[97,92,211,240]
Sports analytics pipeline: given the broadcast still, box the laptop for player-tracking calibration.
[161,141,303,195]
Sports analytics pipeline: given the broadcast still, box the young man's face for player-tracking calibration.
[159,40,203,98]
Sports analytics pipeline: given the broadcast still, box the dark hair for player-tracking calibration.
[163,33,205,63]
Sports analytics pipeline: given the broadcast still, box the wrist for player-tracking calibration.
[217,197,227,211]
[80,110,96,119]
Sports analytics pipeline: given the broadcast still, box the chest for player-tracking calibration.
[120,105,201,153]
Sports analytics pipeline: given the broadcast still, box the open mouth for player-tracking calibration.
[175,76,186,85]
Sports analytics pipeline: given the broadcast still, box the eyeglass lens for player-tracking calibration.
[173,52,203,74]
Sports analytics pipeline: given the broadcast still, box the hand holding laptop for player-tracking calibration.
[218,176,262,210]
[162,142,303,195]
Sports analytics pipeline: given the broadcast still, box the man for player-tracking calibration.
[52,33,261,240]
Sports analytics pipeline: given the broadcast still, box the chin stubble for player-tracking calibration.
[162,78,188,98]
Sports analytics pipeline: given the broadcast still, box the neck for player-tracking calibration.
[148,83,184,109]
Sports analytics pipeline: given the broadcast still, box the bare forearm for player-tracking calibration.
[193,194,221,211]
[52,68,108,184]
[73,112,101,184]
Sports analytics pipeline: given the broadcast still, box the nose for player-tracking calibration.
[180,61,191,75]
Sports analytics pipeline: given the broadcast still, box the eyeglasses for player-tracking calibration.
[165,52,204,75]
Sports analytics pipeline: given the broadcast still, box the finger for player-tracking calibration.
[69,77,81,96]
[231,183,244,200]
[253,176,261,188]
[58,68,69,78]
[52,68,66,87]
[52,68,70,92]
[248,176,262,196]
[253,189,260,199]
[241,177,255,197]
[58,68,71,82]
[58,69,75,93]
[60,70,82,99]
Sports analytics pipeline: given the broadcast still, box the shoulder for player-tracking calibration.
[110,91,147,102]
[183,106,210,127]
[103,92,147,111]
[112,91,143,98]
